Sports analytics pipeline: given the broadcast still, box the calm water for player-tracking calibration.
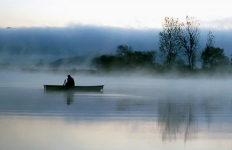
[0,71,232,150]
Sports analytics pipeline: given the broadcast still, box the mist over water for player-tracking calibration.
[0,71,232,150]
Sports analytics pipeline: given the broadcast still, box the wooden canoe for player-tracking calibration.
[44,85,104,92]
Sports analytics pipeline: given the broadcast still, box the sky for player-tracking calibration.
[1,0,232,29]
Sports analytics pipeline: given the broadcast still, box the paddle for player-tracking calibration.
[63,79,66,86]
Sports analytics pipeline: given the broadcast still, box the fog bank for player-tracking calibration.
[0,25,231,64]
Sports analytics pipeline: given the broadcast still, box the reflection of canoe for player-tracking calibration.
[44,85,104,92]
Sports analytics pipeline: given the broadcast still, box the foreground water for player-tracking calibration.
[0,71,232,150]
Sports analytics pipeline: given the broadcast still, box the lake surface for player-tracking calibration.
[0,71,232,150]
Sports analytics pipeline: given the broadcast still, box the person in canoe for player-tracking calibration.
[64,75,75,87]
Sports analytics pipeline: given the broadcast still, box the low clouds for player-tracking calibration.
[201,17,232,30]
[0,26,159,63]
[0,25,231,64]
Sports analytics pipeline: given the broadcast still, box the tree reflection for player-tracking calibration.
[201,97,223,126]
[158,99,197,142]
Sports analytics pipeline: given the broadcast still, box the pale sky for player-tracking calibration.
[1,0,232,29]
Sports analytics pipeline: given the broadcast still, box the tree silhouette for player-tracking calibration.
[116,45,133,58]
[159,17,182,69]
[206,31,215,47]
[201,46,229,70]
[93,45,156,72]
[180,16,200,70]
[201,32,230,70]
[93,54,117,71]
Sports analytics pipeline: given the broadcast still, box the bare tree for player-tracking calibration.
[180,16,200,69]
[159,17,182,69]
[206,31,215,47]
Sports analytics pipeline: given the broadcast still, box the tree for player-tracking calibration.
[201,46,229,70]
[180,16,200,69]
[201,32,229,70]
[93,45,156,72]
[93,54,116,71]
[201,32,214,69]
[206,31,215,47]
[116,45,133,58]
[231,54,232,69]
[129,51,156,67]
[159,17,182,69]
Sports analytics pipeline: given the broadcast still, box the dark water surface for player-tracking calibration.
[0,72,232,150]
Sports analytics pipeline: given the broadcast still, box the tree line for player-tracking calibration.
[93,45,156,72]
[93,16,230,74]
[158,16,229,71]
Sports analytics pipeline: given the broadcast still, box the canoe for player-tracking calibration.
[44,85,104,92]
